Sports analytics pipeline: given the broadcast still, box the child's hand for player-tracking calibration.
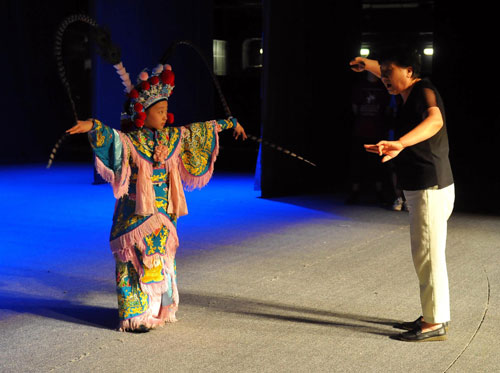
[233,122,247,140]
[66,120,94,135]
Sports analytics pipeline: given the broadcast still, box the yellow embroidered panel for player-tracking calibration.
[116,261,149,320]
[143,225,169,257]
[181,121,216,176]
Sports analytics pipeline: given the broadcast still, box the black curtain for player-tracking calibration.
[433,4,500,214]
[259,1,361,197]
[2,1,92,165]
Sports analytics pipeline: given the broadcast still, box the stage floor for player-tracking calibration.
[1,164,499,372]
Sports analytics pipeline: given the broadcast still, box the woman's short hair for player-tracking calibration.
[379,47,422,78]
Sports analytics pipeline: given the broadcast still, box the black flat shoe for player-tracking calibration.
[394,315,449,332]
[399,324,447,342]
[394,316,423,330]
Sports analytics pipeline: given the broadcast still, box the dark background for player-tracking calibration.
[2,0,499,214]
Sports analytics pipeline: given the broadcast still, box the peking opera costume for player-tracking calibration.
[88,62,237,332]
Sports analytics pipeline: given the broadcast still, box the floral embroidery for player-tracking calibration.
[181,121,216,176]
[143,225,169,257]
[155,196,169,212]
[110,195,148,240]
[116,261,149,320]
[153,145,169,165]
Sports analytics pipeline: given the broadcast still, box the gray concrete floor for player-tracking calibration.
[1,168,499,372]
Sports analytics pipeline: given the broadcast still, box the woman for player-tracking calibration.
[350,48,454,342]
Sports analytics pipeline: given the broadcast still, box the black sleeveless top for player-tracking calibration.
[394,79,454,190]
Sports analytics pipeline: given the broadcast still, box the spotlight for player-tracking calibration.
[360,48,370,57]
[423,48,434,56]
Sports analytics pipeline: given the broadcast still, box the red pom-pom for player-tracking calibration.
[129,89,139,99]
[135,119,144,128]
[150,76,159,85]
[161,70,175,85]
[160,73,168,84]
[137,111,146,120]
[141,81,150,90]
[167,112,174,124]
[134,102,143,112]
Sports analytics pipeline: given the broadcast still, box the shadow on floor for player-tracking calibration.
[1,289,410,338]
[180,291,401,337]
[0,294,118,330]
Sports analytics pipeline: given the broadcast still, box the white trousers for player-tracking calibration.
[403,184,455,324]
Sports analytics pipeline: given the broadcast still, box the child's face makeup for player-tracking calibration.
[144,100,168,130]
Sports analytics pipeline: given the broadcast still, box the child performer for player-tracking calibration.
[67,63,246,332]
[350,49,454,342]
